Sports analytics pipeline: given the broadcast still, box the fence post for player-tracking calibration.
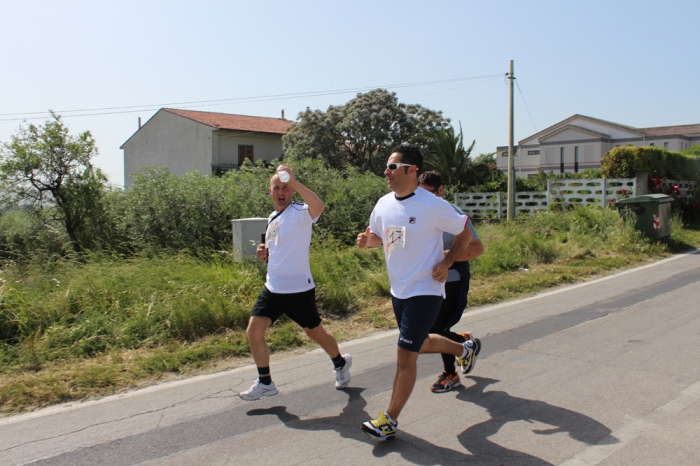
[635,172,648,196]
[601,178,607,208]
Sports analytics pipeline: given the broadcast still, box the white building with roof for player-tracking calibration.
[121,108,292,187]
[497,115,700,177]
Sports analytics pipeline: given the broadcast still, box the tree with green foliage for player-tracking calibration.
[283,89,449,175]
[424,125,503,191]
[472,151,496,166]
[424,123,474,189]
[0,112,108,252]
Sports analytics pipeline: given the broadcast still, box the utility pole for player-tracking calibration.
[507,60,516,221]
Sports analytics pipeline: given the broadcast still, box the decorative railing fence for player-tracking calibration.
[454,176,696,219]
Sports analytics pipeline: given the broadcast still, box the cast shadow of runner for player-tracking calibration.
[247,387,499,465]
[453,376,618,465]
[247,387,370,443]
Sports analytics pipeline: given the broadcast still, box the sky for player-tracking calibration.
[1,0,698,188]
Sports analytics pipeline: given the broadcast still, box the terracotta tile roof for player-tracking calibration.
[164,108,292,134]
[639,123,700,137]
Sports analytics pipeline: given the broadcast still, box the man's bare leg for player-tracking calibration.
[419,333,465,357]
[246,316,272,367]
[386,334,468,420]
[304,323,340,357]
[386,347,419,420]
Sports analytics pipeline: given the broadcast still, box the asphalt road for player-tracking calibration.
[1,250,699,465]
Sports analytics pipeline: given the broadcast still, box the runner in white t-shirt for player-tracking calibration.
[356,144,480,441]
[239,164,352,401]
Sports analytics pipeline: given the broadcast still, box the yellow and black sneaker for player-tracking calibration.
[430,371,461,393]
[362,412,397,440]
[457,337,481,374]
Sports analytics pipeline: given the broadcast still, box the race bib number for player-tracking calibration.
[385,226,406,254]
[267,221,280,246]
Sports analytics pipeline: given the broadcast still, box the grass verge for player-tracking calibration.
[1,207,699,415]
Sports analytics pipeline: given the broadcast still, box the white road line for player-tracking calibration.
[559,380,700,465]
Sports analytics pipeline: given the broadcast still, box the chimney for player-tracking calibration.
[281,109,285,120]
[138,117,142,129]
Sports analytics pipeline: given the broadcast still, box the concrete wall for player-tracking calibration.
[122,110,214,187]
[214,131,283,166]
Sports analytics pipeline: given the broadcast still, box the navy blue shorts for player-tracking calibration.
[391,295,443,352]
[251,286,322,329]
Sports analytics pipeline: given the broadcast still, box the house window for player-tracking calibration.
[650,143,655,147]
[560,147,565,174]
[574,146,579,173]
[664,142,668,149]
[527,150,540,155]
[238,145,254,166]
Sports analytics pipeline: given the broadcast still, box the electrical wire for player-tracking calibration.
[515,79,538,133]
[0,74,502,121]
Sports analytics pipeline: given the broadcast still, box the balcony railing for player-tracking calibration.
[211,163,238,175]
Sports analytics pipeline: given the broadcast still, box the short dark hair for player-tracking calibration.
[418,170,443,190]
[390,143,423,174]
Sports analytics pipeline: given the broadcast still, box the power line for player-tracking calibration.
[515,79,537,133]
[0,74,502,122]
[407,76,501,100]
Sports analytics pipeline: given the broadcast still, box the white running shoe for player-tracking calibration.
[239,379,278,401]
[457,338,481,374]
[334,354,352,389]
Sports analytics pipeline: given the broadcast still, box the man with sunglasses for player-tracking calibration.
[418,170,483,394]
[356,144,479,440]
[239,164,352,401]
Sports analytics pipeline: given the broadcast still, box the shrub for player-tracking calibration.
[601,145,699,181]
[0,210,71,262]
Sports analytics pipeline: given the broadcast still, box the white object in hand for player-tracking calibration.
[278,170,290,183]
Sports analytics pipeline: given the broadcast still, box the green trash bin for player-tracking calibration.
[615,194,673,240]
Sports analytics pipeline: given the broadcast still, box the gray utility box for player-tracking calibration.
[232,218,268,262]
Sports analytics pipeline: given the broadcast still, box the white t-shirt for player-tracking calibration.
[369,187,468,299]
[265,202,319,293]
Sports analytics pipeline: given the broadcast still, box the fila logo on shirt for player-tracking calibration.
[409,217,416,224]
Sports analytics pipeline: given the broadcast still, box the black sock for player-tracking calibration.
[331,353,346,369]
[257,366,272,385]
[442,353,457,375]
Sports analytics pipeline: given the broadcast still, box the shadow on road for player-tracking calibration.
[452,376,617,465]
[249,377,617,466]
[247,387,370,443]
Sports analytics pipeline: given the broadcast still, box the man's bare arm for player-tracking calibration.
[450,238,484,262]
[279,164,325,219]
[357,227,382,249]
[432,225,473,282]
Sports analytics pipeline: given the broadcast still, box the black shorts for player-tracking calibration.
[391,295,443,352]
[251,286,322,329]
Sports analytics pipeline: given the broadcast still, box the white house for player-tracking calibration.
[497,115,700,177]
[121,108,292,187]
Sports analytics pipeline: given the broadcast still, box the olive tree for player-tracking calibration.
[0,112,108,252]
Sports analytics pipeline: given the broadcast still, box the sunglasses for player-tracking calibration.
[386,163,413,171]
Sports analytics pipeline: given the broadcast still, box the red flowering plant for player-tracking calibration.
[607,187,632,208]
[648,176,700,223]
